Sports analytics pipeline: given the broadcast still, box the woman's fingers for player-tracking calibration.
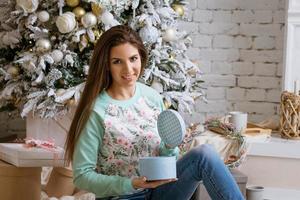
[132,177,177,189]
[144,178,177,188]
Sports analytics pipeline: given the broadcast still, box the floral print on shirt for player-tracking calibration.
[97,97,161,178]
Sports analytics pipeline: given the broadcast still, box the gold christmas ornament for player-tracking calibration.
[7,66,19,77]
[66,0,80,7]
[91,2,103,16]
[172,4,184,17]
[72,6,86,19]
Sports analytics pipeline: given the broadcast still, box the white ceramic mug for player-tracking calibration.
[246,186,264,200]
[228,111,247,132]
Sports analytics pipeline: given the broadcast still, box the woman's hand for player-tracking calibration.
[132,177,177,189]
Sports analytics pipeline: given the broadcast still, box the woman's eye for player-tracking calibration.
[112,60,121,64]
[130,56,138,62]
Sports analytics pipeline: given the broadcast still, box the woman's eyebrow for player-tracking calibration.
[111,54,139,60]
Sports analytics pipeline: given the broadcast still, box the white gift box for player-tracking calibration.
[26,108,76,148]
[139,156,177,180]
[0,143,65,167]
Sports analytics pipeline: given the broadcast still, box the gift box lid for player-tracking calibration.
[0,143,65,167]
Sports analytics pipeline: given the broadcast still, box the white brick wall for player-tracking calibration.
[182,0,285,124]
[0,0,286,137]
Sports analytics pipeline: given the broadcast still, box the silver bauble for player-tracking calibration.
[81,12,97,28]
[163,28,177,42]
[35,38,51,53]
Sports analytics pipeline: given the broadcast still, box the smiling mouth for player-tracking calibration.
[122,75,135,80]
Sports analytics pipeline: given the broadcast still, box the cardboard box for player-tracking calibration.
[45,167,75,197]
[0,143,65,167]
[0,159,41,200]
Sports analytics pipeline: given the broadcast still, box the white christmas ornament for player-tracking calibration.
[51,50,64,63]
[81,12,97,28]
[151,80,164,93]
[35,38,51,53]
[101,11,114,25]
[16,0,39,13]
[163,28,177,42]
[101,11,119,29]
[38,11,50,22]
[56,89,66,96]
[83,65,89,75]
[139,24,159,43]
[56,12,77,34]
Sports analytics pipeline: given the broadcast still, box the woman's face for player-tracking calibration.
[109,42,142,88]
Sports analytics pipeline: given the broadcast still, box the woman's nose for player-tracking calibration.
[124,61,133,71]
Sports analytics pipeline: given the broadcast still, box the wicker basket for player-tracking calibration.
[280,91,300,139]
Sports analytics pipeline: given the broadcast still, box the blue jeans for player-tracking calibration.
[97,144,244,200]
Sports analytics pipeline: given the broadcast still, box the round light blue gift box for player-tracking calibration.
[138,156,177,181]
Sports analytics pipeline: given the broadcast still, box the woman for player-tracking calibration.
[65,25,244,200]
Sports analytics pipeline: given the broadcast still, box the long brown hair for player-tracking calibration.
[65,25,148,164]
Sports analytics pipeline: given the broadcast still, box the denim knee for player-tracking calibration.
[189,144,220,164]
[191,144,215,157]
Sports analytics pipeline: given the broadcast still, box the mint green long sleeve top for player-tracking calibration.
[72,82,179,198]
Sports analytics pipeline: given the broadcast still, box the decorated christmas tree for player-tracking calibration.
[0,0,204,118]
